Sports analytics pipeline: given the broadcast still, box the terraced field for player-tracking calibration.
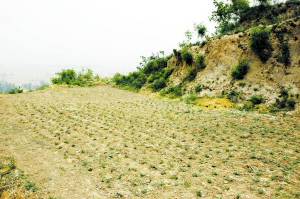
[0,86,300,198]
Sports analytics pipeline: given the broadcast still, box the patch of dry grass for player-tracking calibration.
[0,156,46,199]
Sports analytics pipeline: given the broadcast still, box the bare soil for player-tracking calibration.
[0,86,299,198]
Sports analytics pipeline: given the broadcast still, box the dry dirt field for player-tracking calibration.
[0,86,300,199]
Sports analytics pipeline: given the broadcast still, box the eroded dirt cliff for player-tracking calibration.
[167,17,300,108]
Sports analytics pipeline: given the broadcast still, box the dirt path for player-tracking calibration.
[1,86,299,199]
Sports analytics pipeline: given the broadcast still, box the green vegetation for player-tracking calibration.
[181,49,193,65]
[109,0,299,110]
[162,85,183,98]
[8,86,23,94]
[249,94,265,104]
[272,88,297,110]
[194,23,207,38]
[276,24,290,65]
[36,84,50,91]
[249,26,272,61]
[150,78,167,92]
[51,68,98,86]
[195,54,205,70]
[182,68,198,83]
[112,53,173,92]
[195,85,202,93]
[231,60,249,80]
[0,156,42,197]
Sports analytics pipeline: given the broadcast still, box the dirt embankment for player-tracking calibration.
[167,18,300,108]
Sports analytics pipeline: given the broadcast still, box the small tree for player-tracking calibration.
[185,30,193,44]
[194,23,207,38]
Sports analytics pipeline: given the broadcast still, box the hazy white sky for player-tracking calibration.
[0,0,217,85]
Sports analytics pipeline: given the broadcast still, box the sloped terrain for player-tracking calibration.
[0,86,300,198]
[168,17,300,106]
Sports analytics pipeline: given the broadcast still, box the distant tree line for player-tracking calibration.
[0,80,50,93]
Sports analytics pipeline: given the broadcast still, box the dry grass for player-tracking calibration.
[0,86,299,198]
[0,156,46,199]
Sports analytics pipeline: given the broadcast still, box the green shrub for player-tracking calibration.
[195,85,202,93]
[51,69,77,85]
[81,68,93,80]
[231,60,250,80]
[278,41,290,65]
[249,26,272,62]
[280,88,289,99]
[238,82,246,87]
[151,78,167,92]
[195,54,205,70]
[166,85,183,98]
[249,95,265,104]
[287,99,296,109]
[182,68,198,83]
[36,84,49,91]
[277,32,290,65]
[243,101,254,110]
[181,49,193,65]
[147,72,161,83]
[185,95,198,104]
[227,90,240,102]
[173,49,181,59]
[162,67,175,79]
[200,40,207,48]
[8,86,23,94]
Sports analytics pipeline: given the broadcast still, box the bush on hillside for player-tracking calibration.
[181,49,193,65]
[195,85,202,93]
[147,72,161,83]
[287,98,296,109]
[231,60,249,80]
[36,84,49,91]
[166,85,183,98]
[51,69,77,85]
[173,49,181,58]
[143,59,167,76]
[249,26,272,62]
[182,68,198,83]
[249,95,265,104]
[8,87,23,94]
[150,78,167,92]
[162,67,175,80]
[195,54,205,70]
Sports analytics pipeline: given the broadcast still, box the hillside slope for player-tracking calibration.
[167,18,300,108]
